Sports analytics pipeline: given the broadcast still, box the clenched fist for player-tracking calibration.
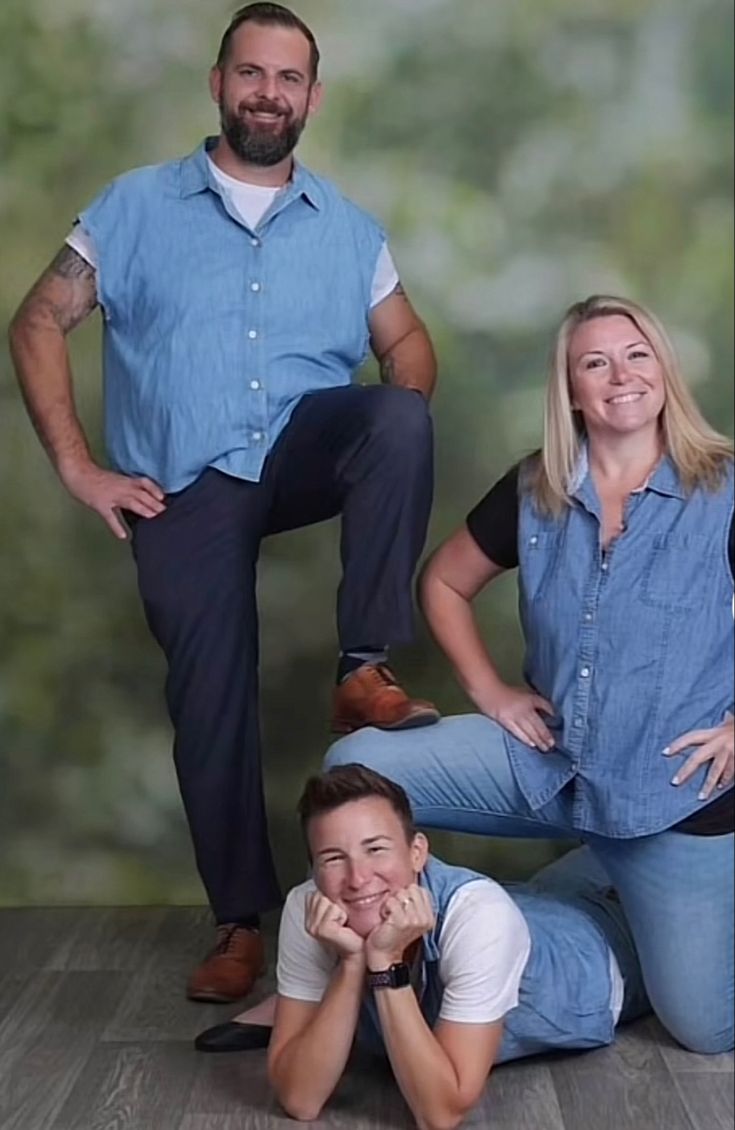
[365,883,435,971]
[305,891,366,964]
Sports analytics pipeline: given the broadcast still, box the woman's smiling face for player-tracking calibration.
[568,314,666,440]
[309,796,428,937]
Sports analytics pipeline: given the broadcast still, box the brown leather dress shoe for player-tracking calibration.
[186,926,266,1003]
[332,664,440,735]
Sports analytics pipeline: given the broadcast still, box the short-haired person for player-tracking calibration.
[241,765,646,1127]
[9,3,439,1002]
[326,295,734,1055]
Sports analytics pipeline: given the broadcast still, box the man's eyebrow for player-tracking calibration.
[362,835,393,846]
[234,61,307,79]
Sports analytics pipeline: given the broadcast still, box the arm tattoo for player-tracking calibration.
[50,245,96,281]
[16,245,98,335]
[380,355,396,385]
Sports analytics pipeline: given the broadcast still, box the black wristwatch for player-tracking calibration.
[367,962,411,990]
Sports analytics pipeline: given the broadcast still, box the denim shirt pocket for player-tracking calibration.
[639,533,715,612]
[522,531,560,604]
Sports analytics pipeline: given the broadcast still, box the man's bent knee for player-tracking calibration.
[362,385,432,450]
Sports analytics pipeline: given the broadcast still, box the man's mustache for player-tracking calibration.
[238,98,289,118]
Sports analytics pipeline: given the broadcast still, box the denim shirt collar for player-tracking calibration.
[178,137,322,211]
[419,867,441,964]
[569,442,687,514]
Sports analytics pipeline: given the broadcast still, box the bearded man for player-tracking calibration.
[9,3,439,1005]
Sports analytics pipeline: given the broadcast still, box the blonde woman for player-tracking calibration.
[327,295,734,1055]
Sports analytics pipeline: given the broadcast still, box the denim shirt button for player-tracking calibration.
[580,667,591,678]
[573,716,584,728]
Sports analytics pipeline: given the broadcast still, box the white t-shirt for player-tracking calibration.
[277,878,625,1026]
[277,877,531,1024]
[66,156,399,309]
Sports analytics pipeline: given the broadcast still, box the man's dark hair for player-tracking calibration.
[216,3,320,81]
[297,764,416,845]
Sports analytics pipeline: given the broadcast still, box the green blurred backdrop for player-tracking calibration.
[1,0,732,905]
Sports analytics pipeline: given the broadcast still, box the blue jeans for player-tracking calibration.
[325,714,734,1054]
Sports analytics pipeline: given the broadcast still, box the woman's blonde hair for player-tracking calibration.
[530,294,733,514]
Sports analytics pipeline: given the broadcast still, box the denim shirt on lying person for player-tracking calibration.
[357,854,638,1062]
[510,451,735,837]
[77,138,386,493]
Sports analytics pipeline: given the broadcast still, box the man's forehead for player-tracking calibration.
[228,22,312,69]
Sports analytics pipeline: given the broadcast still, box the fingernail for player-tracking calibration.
[662,747,671,756]
[671,776,680,786]
[698,791,707,800]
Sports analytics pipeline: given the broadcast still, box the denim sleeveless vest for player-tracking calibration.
[357,855,620,1060]
[508,454,734,836]
[78,139,385,492]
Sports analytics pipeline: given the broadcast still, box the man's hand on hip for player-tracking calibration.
[60,460,166,540]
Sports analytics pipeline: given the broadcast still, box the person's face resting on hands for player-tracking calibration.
[305,795,433,967]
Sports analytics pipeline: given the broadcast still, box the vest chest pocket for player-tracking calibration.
[521,531,561,604]
[639,533,715,612]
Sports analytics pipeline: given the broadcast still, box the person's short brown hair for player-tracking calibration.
[297,764,416,845]
[216,3,320,81]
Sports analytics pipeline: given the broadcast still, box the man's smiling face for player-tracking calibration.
[210,21,322,166]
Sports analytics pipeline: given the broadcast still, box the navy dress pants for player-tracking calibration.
[129,385,433,920]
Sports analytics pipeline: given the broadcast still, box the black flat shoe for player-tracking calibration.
[194,1020,272,1053]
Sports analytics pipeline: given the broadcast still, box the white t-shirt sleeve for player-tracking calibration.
[65,223,98,270]
[276,882,338,1002]
[437,879,531,1024]
[370,242,400,309]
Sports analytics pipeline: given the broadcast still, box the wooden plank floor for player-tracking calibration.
[0,908,731,1130]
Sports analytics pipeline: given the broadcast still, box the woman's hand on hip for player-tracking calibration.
[474,683,556,752]
[665,714,735,800]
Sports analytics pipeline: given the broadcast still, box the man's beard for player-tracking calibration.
[219,97,307,166]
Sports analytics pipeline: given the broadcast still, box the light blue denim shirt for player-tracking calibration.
[511,452,735,837]
[78,139,385,492]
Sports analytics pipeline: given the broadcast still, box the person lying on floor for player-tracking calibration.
[196,764,648,1128]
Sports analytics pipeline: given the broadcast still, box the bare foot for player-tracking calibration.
[231,994,276,1026]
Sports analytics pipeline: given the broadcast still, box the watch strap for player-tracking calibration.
[367,961,411,990]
